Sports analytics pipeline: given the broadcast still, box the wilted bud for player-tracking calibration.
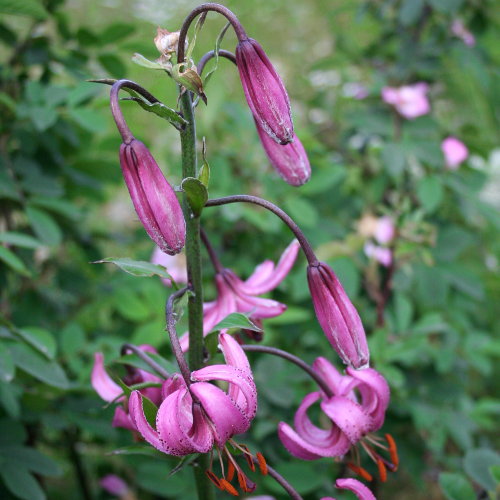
[120,139,185,255]
[255,121,310,186]
[307,262,369,369]
[236,38,293,145]
[154,28,180,56]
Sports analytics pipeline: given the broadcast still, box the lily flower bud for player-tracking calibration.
[236,38,294,145]
[256,121,311,186]
[307,262,369,369]
[120,139,185,255]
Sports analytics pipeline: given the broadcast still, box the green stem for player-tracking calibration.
[179,89,214,500]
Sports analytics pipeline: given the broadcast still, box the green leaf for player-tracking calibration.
[98,53,126,79]
[29,106,58,131]
[283,197,318,229]
[0,343,15,383]
[30,197,82,221]
[185,11,207,63]
[16,327,56,360]
[209,313,263,333]
[266,307,311,325]
[464,448,500,491]
[124,97,187,131]
[382,143,406,178]
[0,462,45,500]
[113,288,151,322]
[0,382,20,418]
[101,23,135,44]
[131,53,165,70]
[0,0,48,19]
[25,206,62,246]
[114,353,175,378]
[0,446,61,476]
[109,444,168,459]
[417,176,443,213]
[489,465,500,484]
[439,472,476,500]
[399,0,424,26]
[60,323,86,355]
[0,232,42,249]
[203,22,231,86]
[427,0,464,13]
[136,461,190,497]
[0,247,30,276]
[68,107,107,133]
[10,343,69,389]
[93,257,173,279]
[181,177,208,217]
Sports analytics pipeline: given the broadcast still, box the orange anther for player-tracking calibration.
[205,470,223,489]
[237,472,256,493]
[347,462,373,482]
[377,458,387,483]
[385,433,399,470]
[227,460,235,482]
[256,452,268,475]
[220,478,239,496]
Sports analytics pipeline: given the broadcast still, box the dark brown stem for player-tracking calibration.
[65,429,94,500]
[251,457,303,500]
[205,195,318,265]
[197,49,236,75]
[110,79,162,144]
[242,345,333,398]
[375,259,395,328]
[200,227,224,273]
[165,286,192,385]
[121,343,170,379]
[178,3,247,65]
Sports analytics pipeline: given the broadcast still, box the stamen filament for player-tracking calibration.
[205,470,222,489]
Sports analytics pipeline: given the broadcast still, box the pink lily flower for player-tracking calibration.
[99,474,129,497]
[91,345,163,432]
[179,239,300,351]
[381,83,430,120]
[307,262,369,369]
[236,38,294,145]
[255,121,311,187]
[321,478,376,500]
[278,357,397,482]
[441,136,468,170]
[151,246,188,287]
[128,333,257,455]
[451,19,475,47]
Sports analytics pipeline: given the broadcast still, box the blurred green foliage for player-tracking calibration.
[0,0,499,499]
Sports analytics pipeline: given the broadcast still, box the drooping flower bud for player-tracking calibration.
[236,38,294,145]
[307,262,369,369]
[120,139,185,255]
[255,121,311,186]
[154,28,180,56]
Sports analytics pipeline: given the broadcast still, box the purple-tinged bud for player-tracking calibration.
[120,139,185,255]
[236,38,294,145]
[255,121,311,186]
[307,262,369,369]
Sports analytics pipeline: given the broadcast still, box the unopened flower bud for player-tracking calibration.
[120,139,185,255]
[307,262,369,369]
[236,38,294,145]
[154,28,180,56]
[256,121,311,186]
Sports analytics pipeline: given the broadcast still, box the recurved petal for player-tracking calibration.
[156,384,213,455]
[219,333,252,375]
[346,367,390,430]
[321,396,373,445]
[191,364,257,420]
[128,391,166,453]
[190,381,250,447]
[91,352,123,403]
[312,357,357,398]
[240,240,300,295]
[335,478,377,500]
[111,406,136,432]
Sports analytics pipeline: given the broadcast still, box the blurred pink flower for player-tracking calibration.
[100,474,129,496]
[451,19,475,47]
[307,263,369,369]
[441,137,468,170]
[322,478,376,500]
[364,242,392,268]
[129,334,257,455]
[151,246,187,286]
[381,83,430,119]
[91,345,162,432]
[179,240,300,351]
[374,216,395,244]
